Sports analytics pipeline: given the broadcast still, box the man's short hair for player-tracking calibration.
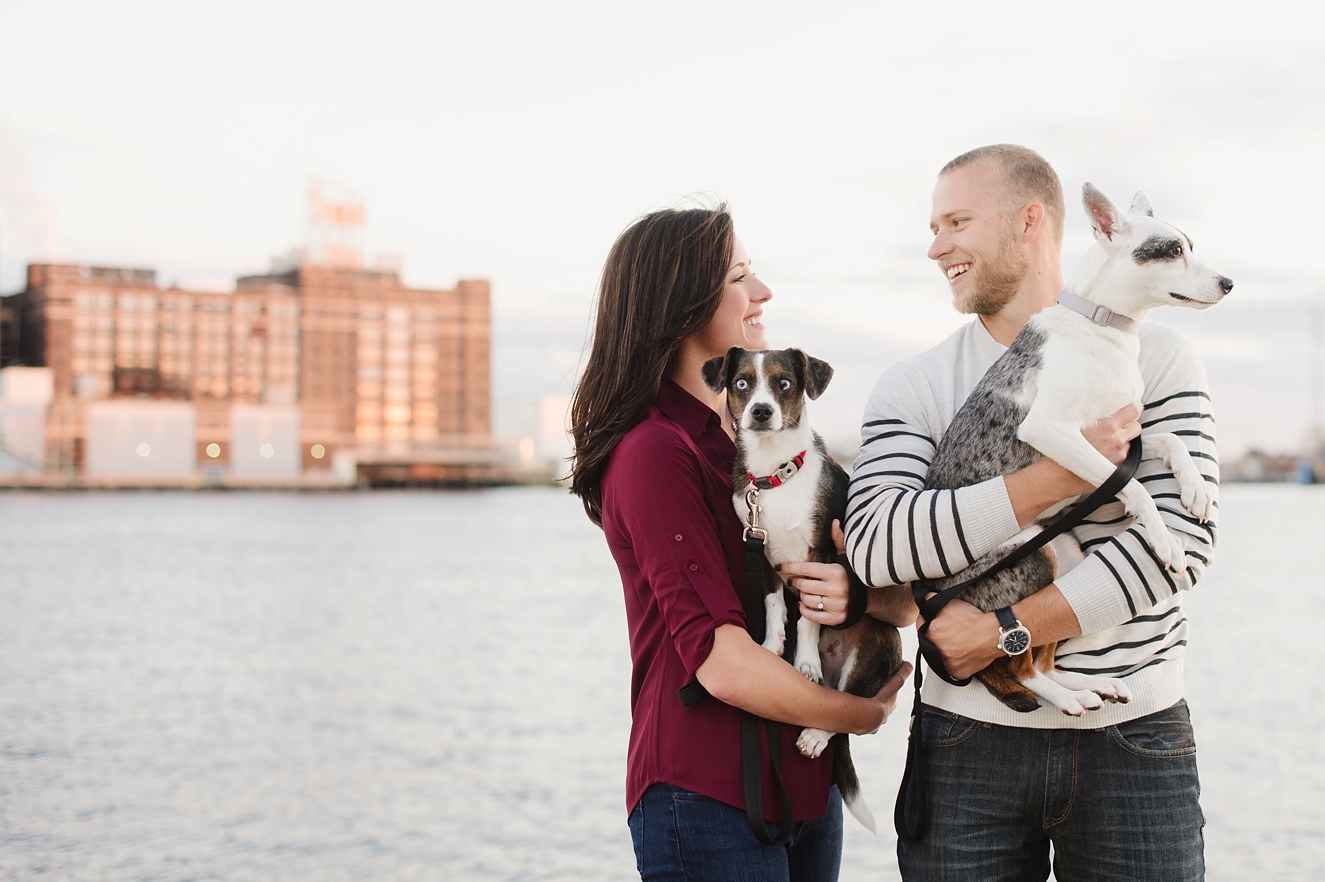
[941,144,1065,245]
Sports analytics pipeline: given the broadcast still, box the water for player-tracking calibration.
[0,485,1321,881]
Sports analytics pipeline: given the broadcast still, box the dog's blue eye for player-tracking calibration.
[735,379,748,390]
[779,379,792,391]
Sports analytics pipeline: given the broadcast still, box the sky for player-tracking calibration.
[2,0,1323,459]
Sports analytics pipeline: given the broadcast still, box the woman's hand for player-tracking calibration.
[780,520,851,626]
[857,661,914,735]
[698,624,912,735]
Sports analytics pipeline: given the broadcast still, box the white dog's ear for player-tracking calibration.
[1129,191,1154,217]
[1082,182,1129,243]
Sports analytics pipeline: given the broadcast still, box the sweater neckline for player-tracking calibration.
[972,318,1008,363]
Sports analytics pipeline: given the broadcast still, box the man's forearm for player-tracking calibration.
[1013,583,1082,645]
[1003,460,1090,529]
[924,583,1082,681]
[868,584,918,627]
[1003,409,1141,528]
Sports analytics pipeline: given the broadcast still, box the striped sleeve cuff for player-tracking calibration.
[1055,554,1137,635]
[958,476,1020,557]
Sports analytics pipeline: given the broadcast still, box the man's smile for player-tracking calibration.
[945,262,972,282]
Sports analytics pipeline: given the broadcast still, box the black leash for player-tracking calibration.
[678,486,794,846]
[894,438,1144,844]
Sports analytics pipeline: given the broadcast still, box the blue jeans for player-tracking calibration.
[898,700,1204,881]
[628,783,843,882]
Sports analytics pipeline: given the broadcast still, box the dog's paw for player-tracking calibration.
[1162,535,1188,576]
[1141,517,1187,576]
[797,727,833,759]
[762,631,786,657]
[1199,481,1219,524]
[1119,484,1151,523]
[796,657,823,684]
[1176,468,1199,514]
[1093,678,1132,704]
[1176,470,1214,523]
[1055,690,1104,716]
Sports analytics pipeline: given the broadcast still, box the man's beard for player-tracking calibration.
[954,224,1027,316]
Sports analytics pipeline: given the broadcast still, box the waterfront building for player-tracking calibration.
[2,262,495,485]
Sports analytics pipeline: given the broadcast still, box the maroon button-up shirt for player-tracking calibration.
[601,378,834,820]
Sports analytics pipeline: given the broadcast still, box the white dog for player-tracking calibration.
[917,183,1231,715]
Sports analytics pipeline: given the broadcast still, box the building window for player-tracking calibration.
[414,402,438,425]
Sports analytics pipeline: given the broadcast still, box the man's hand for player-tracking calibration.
[919,584,1083,681]
[1007,404,1141,526]
[1084,403,1142,465]
[1048,403,1142,496]
[917,597,1001,681]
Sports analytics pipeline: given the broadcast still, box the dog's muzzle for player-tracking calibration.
[745,402,776,430]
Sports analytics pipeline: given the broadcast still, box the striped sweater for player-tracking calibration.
[845,318,1218,728]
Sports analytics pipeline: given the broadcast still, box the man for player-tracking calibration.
[845,145,1214,881]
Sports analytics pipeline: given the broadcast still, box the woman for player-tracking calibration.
[570,205,914,880]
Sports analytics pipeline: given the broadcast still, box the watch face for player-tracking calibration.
[1002,628,1031,656]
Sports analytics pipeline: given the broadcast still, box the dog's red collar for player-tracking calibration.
[747,451,807,490]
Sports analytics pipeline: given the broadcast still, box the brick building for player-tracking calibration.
[7,262,495,484]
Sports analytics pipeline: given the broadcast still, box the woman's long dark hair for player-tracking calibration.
[569,206,734,526]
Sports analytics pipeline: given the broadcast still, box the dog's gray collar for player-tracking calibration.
[1054,289,1139,334]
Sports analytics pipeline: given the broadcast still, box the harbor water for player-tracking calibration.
[1,485,1322,880]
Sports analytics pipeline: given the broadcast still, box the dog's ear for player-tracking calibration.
[789,349,834,400]
[701,347,742,394]
[1129,191,1154,217]
[1082,182,1129,243]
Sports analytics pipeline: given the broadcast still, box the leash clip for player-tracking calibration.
[743,485,768,541]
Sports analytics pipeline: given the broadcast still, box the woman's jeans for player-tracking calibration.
[629,783,843,882]
[898,700,1205,882]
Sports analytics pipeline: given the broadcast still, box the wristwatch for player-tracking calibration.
[995,607,1031,656]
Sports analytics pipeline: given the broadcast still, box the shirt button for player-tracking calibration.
[688,563,698,572]
[674,533,683,542]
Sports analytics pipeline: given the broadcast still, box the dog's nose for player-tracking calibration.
[750,403,773,423]
[1218,276,1234,295]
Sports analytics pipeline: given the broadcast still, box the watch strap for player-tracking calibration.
[994,606,1019,631]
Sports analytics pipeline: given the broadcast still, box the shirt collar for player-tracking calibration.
[655,377,724,442]
[973,316,1008,362]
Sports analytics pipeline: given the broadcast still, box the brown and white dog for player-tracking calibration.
[702,346,903,834]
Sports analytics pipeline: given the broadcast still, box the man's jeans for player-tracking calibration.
[629,783,843,882]
[898,700,1204,882]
